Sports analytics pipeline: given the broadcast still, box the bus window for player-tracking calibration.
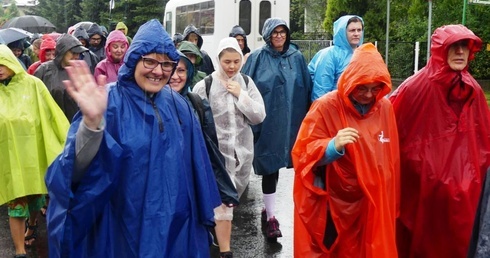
[165,11,172,34]
[239,0,251,35]
[200,2,214,34]
[176,0,215,35]
[259,1,271,35]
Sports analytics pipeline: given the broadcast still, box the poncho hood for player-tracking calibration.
[229,25,251,55]
[333,15,364,50]
[262,17,290,54]
[216,37,244,81]
[337,43,392,114]
[427,24,482,85]
[178,40,203,66]
[176,50,194,96]
[119,19,179,85]
[183,24,203,49]
[39,37,56,63]
[104,30,128,64]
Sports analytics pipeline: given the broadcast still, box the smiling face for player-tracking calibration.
[11,48,22,58]
[135,53,174,93]
[169,60,187,93]
[270,25,287,52]
[447,40,470,71]
[45,49,56,61]
[109,41,128,63]
[219,48,241,78]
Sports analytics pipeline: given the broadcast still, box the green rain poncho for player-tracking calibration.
[0,44,69,205]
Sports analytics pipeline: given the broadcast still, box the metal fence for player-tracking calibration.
[291,40,430,80]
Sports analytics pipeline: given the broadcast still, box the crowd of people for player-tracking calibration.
[0,15,489,258]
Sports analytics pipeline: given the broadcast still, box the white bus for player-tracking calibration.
[163,0,290,67]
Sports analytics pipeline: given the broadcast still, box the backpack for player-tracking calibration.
[187,92,205,125]
[204,72,250,98]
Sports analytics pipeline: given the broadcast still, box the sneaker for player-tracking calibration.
[219,251,233,258]
[265,217,282,241]
[261,209,267,223]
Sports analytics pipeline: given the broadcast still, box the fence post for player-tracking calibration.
[414,41,420,73]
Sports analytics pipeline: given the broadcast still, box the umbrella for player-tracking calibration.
[69,21,95,34]
[2,15,56,34]
[0,28,32,44]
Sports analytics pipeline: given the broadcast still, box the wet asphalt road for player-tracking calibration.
[0,168,294,258]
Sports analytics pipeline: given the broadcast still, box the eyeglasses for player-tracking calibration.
[175,68,187,77]
[356,86,383,95]
[271,30,287,38]
[90,37,102,42]
[141,56,177,72]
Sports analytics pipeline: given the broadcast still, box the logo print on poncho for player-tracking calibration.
[378,131,390,143]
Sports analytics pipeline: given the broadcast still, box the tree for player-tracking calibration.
[5,0,20,20]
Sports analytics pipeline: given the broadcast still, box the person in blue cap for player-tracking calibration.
[45,19,221,258]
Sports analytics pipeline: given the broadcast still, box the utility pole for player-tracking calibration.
[385,0,390,66]
[463,0,468,25]
[427,0,432,62]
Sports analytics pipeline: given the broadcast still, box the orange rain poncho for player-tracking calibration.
[292,43,400,257]
[389,25,490,258]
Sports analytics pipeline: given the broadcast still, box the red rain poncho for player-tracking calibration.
[389,25,490,258]
[292,43,400,257]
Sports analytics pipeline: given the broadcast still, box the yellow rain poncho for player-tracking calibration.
[0,44,69,205]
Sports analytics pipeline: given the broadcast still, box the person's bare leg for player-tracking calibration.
[9,217,27,255]
[215,220,232,252]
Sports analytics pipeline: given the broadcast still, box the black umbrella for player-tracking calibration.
[0,28,32,44]
[2,15,56,34]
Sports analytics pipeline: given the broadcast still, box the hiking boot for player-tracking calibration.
[265,217,282,242]
[219,251,233,258]
[261,209,267,223]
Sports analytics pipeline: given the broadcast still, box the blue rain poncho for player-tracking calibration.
[242,18,311,175]
[309,15,364,101]
[45,19,221,258]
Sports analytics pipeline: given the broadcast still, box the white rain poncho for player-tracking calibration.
[193,37,266,197]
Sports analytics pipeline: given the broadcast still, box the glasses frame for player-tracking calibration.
[271,30,287,38]
[356,86,383,95]
[175,67,187,77]
[141,56,177,72]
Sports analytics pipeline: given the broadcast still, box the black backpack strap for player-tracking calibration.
[204,75,213,98]
[187,92,205,125]
[240,73,249,89]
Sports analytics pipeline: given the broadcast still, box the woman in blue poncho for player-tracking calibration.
[45,19,221,258]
